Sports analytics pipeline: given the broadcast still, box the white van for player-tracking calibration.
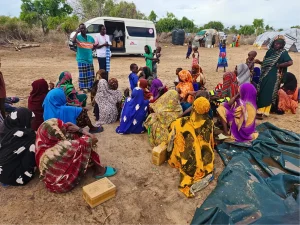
[69,17,157,56]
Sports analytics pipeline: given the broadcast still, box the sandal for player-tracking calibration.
[89,126,104,134]
[95,166,117,179]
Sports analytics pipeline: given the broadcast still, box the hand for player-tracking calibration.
[91,137,98,146]
[276,63,281,68]
[65,122,80,133]
[254,59,261,64]
[76,27,81,33]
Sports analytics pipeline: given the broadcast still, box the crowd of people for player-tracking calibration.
[0,23,297,198]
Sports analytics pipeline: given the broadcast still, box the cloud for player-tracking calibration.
[0,0,298,29]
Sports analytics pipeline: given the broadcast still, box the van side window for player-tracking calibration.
[86,24,100,34]
[126,26,155,38]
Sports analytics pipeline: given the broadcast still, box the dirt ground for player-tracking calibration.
[0,44,299,224]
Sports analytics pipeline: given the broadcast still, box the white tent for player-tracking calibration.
[193,29,219,48]
[254,28,300,52]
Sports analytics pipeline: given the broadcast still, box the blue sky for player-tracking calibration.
[1,0,299,29]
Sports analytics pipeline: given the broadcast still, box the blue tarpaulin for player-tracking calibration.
[191,122,300,224]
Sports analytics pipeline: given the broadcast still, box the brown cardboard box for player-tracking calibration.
[83,177,116,208]
[117,41,123,48]
[112,40,116,48]
[152,142,167,166]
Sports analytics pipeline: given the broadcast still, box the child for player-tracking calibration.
[174,68,182,87]
[216,42,228,72]
[152,47,161,78]
[129,63,139,91]
[246,51,257,76]
[192,46,199,66]
[186,41,192,59]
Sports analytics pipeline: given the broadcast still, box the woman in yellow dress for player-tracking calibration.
[144,90,182,147]
[167,97,214,197]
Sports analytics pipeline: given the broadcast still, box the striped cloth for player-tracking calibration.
[78,62,95,90]
[106,46,111,72]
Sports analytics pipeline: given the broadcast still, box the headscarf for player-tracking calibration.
[108,78,118,90]
[0,108,36,185]
[270,35,286,49]
[28,79,49,131]
[43,88,82,124]
[192,64,206,85]
[96,69,107,81]
[138,78,153,100]
[237,63,251,85]
[282,72,297,92]
[150,90,182,113]
[56,71,82,106]
[150,79,163,99]
[143,66,152,80]
[144,45,153,72]
[116,87,149,134]
[176,70,194,103]
[95,79,122,106]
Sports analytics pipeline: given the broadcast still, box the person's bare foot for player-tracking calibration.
[93,165,106,177]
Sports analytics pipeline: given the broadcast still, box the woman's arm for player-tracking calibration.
[277,60,293,68]
[227,93,240,106]
[178,106,192,118]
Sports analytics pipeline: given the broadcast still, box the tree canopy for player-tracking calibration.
[148,10,157,23]
[203,21,224,31]
[20,0,72,34]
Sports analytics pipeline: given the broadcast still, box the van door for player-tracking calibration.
[104,20,126,54]
[125,24,156,54]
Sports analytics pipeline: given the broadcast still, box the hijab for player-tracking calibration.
[28,79,49,131]
[237,64,251,85]
[150,79,163,99]
[108,78,119,90]
[43,88,82,124]
[282,72,297,92]
[138,78,153,100]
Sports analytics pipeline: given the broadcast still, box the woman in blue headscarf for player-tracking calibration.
[116,87,149,134]
[43,88,102,133]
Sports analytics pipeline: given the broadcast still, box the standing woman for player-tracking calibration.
[144,45,154,73]
[255,36,293,118]
[216,42,228,72]
[95,25,112,78]
[72,23,96,91]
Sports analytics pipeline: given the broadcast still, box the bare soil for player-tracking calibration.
[0,44,299,224]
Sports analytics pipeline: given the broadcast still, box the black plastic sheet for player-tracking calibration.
[191,122,300,225]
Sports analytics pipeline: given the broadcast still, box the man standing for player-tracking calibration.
[72,23,95,91]
[95,24,112,78]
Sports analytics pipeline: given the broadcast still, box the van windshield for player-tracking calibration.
[126,26,155,38]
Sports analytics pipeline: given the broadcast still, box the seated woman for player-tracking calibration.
[149,78,168,100]
[4,97,20,113]
[167,97,214,197]
[144,90,182,147]
[278,72,298,114]
[43,88,102,133]
[56,71,87,107]
[176,70,194,103]
[94,78,123,126]
[28,79,49,131]
[191,64,206,91]
[0,108,36,186]
[217,83,258,142]
[116,87,149,134]
[213,70,239,99]
[138,78,154,101]
[35,119,117,193]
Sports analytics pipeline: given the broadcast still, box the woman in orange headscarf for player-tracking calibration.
[176,70,194,103]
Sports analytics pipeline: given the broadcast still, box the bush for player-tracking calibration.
[0,16,33,41]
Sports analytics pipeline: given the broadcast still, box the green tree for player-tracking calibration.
[239,25,255,35]
[148,10,157,22]
[253,18,264,35]
[291,25,300,29]
[61,15,79,34]
[110,1,145,19]
[229,25,238,34]
[20,0,73,34]
[278,28,284,31]
[203,21,224,31]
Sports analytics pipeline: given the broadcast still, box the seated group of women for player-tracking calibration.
[0,71,117,192]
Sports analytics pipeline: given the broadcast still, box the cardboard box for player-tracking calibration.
[83,177,116,208]
[117,41,123,48]
[152,142,167,166]
[112,41,116,48]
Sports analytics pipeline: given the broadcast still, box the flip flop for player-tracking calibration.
[89,126,104,134]
[95,166,117,179]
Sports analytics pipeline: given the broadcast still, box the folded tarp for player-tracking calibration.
[191,122,300,224]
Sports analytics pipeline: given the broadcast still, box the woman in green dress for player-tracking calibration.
[255,36,293,118]
[56,71,87,107]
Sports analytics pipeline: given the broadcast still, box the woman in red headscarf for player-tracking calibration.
[28,79,49,131]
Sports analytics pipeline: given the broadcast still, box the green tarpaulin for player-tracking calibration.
[191,122,300,224]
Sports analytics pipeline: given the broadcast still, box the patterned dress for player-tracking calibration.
[167,97,214,197]
[35,118,101,193]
